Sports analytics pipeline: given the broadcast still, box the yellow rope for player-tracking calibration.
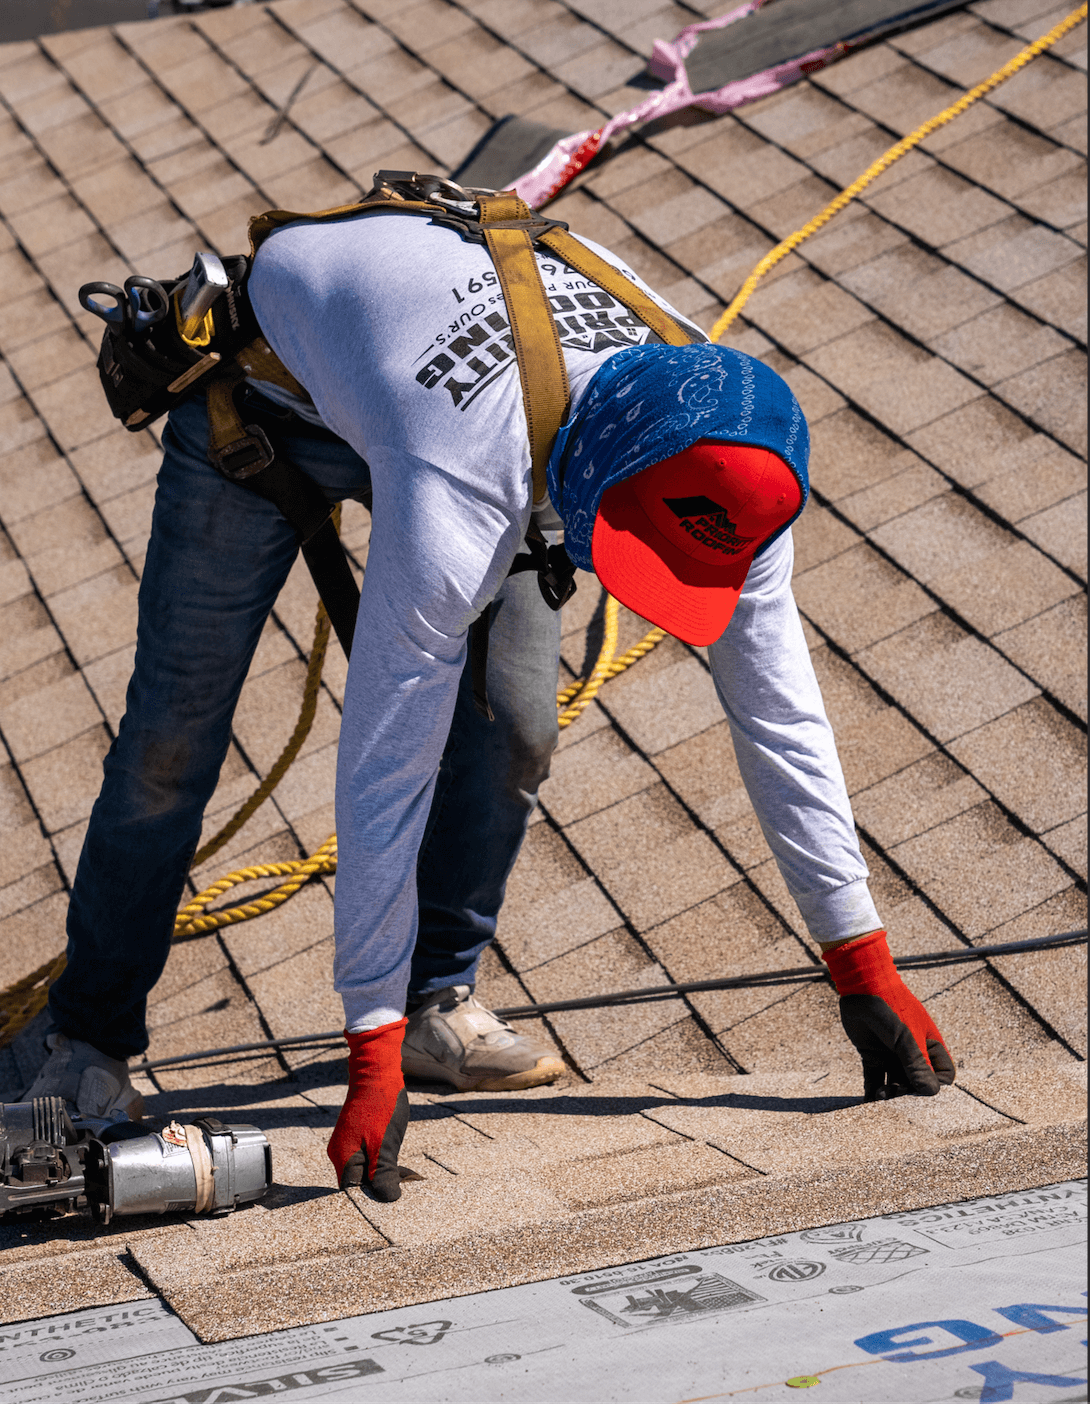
[709,2,1088,342]
[557,604,667,722]
[558,593,621,726]
[0,953,67,1047]
[174,834,339,938]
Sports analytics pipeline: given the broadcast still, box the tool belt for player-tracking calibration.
[86,172,698,704]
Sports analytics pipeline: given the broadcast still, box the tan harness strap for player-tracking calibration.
[536,228,696,348]
[477,192,570,504]
[206,362,275,479]
[243,176,698,504]
[206,364,247,462]
[247,188,453,255]
[234,336,308,400]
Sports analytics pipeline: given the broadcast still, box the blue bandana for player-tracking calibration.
[547,343,810,571]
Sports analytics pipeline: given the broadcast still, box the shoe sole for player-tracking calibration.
[403,1055,565,1092]
[472,1057,566,1091]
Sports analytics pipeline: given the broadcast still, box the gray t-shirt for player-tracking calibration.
[249,212,876,1030]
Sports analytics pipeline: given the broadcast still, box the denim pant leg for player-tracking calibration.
[49,399,314,1059]
[410,565,562,1001]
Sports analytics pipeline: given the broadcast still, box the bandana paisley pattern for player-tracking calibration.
[547,343,810,571]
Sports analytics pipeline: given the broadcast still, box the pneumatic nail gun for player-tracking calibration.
[0,1098,271,1223]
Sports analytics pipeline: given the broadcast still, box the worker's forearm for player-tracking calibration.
[708,532,880,943]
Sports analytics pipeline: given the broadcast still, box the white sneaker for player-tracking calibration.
[21,1034,144,1121]
[403,986,565,1091]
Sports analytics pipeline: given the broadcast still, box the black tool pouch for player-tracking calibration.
[92,256,259,432]
[82,250,360,661]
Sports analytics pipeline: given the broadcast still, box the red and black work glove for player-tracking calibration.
[823,931,956,1101]
[327,1019,411,1200]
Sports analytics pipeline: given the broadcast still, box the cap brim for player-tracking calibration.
[591,483,751,646]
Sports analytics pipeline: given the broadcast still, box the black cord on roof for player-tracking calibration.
[129,928,1087,1074]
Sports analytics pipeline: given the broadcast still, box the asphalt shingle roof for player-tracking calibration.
[0,0,1085,1340]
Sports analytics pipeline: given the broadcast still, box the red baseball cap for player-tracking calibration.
[591,438,802,645]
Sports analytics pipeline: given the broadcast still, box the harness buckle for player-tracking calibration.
[508,534,578,611]
[369,170,569,246]
[373,171,486,202]
[209,423,276,480]
[538,543,578,610]
[429,210,571,246]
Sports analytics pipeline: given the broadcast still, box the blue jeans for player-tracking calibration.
[49,393,562,1059]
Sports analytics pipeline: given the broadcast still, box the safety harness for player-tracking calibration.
[88,172,698,710]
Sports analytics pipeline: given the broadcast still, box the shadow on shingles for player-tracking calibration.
[683,1091,861,1113]
[0,1074,865,1250]
[576,588,609,682]
[0,1197,268,1255]
[0,1211,142,1255]
[262,1181,334,1210]
[141,1084,333,1130]
[0,1195,313,1255]
[138,1048,353,1116]
[0,1092,868,1250]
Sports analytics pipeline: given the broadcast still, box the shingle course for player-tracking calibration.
[857,612,1039,741]
[948,696,1087,833]
[794,542,936,654]
[995,349,1087,458]
[993,593,1087,719]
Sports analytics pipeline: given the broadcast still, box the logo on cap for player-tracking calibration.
[663,495,752,557]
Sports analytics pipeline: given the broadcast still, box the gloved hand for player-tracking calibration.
[822,931,955,1101]
[327,1019,410,1200]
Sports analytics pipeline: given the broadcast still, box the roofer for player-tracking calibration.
[26,180,953,1200]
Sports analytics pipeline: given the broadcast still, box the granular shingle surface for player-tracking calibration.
[0,0,1084,1345]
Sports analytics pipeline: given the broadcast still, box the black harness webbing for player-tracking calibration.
[222,411,361,659]
[507,523,578,610]
[251,465,358,658]
[469,604,495,722]
[300,518,359,659]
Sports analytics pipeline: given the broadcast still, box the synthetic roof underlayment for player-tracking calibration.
[685,0,975,93]
[2,1182,1085,1403]
[0,0,1085,1344]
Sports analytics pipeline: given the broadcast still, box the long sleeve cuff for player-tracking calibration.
[792,878,881,943]
[342,995,406,1033]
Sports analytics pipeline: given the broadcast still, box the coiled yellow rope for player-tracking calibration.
[2,7,1082,1045]
[174,834,339,938]
[0,954,67,1050]
[558,593,621,725]
[557,598,667,725]
[709,2,1088,342]
[557,611,667,718]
